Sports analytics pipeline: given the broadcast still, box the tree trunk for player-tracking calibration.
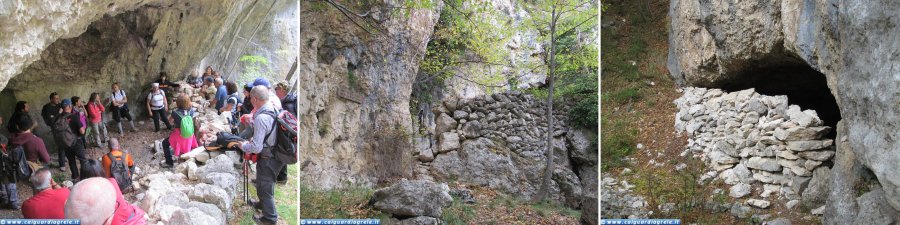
[536,4,558,203]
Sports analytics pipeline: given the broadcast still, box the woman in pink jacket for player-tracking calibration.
[86,93,109,147]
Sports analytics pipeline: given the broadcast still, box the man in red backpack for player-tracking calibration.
[239,85,281,225]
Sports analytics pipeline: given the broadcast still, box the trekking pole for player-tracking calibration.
[243,158,250,205]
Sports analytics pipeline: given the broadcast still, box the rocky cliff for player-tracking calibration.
[0,0,296,147]
[298,1,442,188]
[669,0,900,222]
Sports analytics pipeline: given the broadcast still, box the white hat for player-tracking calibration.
[152,83,159,87]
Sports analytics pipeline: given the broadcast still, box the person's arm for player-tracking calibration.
[35,137,50,164]
[146,94,153,116]
[102,156,112,178]
[163,92,169,111]
[98,100,105,112]
[41,105,51,123]
[240,113,273,154]
[127,154,135,174]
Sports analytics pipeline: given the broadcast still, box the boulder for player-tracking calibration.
[188,183,232,211]
[773,127,829,141]
[801,167,831,208]
[764,218,792,225]
[452,110,468,120]
[369,179,453,217]
[436,113,457,134]
[396,216,441,225]
[196,154,237,177]
[746,157,781,172]
[800,150,835,161]
[730,183,751,198]
[459,120,482,139]
[581,196,598,225]
[418,147,435,162]
[730,204,752,219]
[438,132,460,153]
[201,172,239,198]
[747,199,770,209]
[854,189,900,224]
[785,140,833,151]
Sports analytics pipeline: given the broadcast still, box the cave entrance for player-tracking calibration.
[722,63,842,139]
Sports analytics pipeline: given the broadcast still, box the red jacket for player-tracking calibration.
[109,178,146,225]
[21,188,69,219]
[87,102,105,123]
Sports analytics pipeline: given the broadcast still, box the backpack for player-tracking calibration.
[175,109,195,138]
[260,109,298,164]
[0,144,30,182]
[108,151,132,191]
[52,113,77,148]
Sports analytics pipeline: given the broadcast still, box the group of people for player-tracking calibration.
[0,98,143,223]
[0,65,297,224]
[157,67,297,224]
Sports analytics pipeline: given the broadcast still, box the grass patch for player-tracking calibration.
[299,184,387,220]
[236,165,299,225]
[442,199,477,225]
[600,116,637,172]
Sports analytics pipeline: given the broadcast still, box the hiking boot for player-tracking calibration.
[58,166,66,172]
[160,162,174,168]
[4,203,19,210]
[276,178,287,185]
[253,215,276,225]
[248,199,263,211]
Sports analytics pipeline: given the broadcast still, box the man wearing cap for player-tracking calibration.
[146,83,172,132]
[59,99,86,180]
[245,78,282,110]
[41,92,67,171]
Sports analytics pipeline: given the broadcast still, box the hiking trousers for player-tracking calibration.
[53,136,67,167]
[0,183,17,206]
[256,156,284,222]
[65,140,86,179]
[151,109,171,132]
[88,121,108,145]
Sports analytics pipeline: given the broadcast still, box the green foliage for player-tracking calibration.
[238,55,272,85]
[600,116,636,171]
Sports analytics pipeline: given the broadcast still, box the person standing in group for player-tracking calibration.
[55,99,86,180]
[212,78,227,111]
[273,81,297,184]
[8,101,28,133]
[155,72,178,95]
[221,82,242,134]
[239,85,283,225]
[160,94,200,169]
[10,113,50,172]
[0,116,17,210]
[71,97,88,148]
[147,83,172,132]
[41,92,66,171]
[86,93,109,146]
[109,83,137,134]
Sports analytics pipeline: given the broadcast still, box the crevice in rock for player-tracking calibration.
[722,64,841,139]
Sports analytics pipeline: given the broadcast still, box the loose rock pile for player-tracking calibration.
[135,154,241,224]
[674,87,835,209]
[422,91,596,209]
[600,175,651,219]
[130,81,246,224]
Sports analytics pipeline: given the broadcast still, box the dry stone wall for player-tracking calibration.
[421,91,597,209]
[675,87,835,209]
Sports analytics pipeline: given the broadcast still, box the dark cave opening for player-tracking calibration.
[722,64,842,139]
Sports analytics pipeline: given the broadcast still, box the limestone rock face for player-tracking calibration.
[670,0,900,216]
[298,0,442,189]
[0,0,297,151]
